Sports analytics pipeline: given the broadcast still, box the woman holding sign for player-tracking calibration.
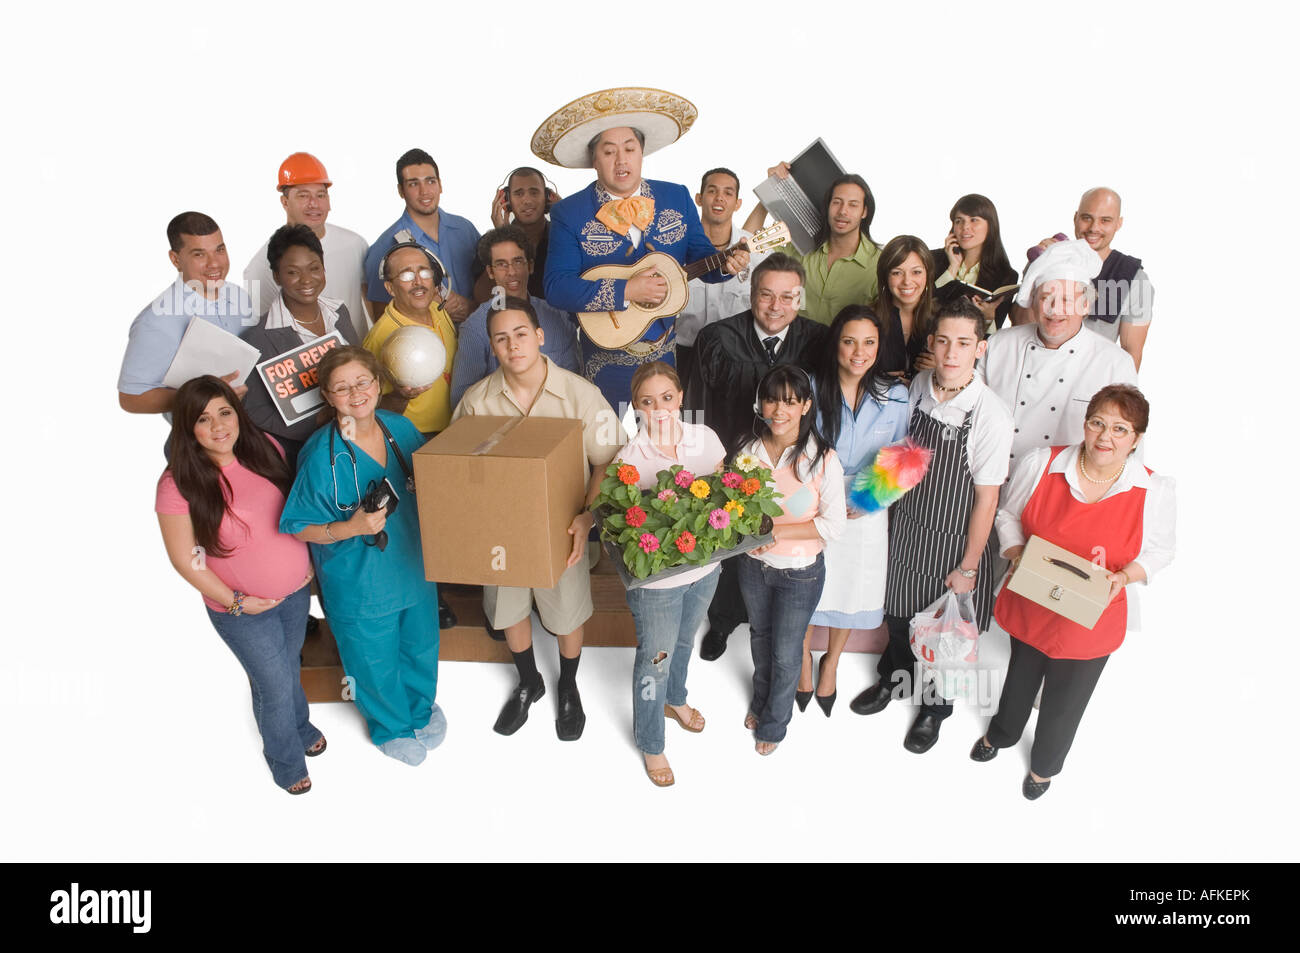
[156,375,323,794]
[279,346,444,767]
[242,225,360,470]
[971,385,1175,799]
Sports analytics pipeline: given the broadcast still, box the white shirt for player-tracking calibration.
[979,323,1138,470]
[752,320,790,352]
[744,435,847,569]
[995,444,1176,583]
[675,225,768,346]
[244,222,371,341]
[908,371,1014,486]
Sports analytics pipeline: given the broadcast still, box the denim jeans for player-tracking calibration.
[739,554,826,743]
[626,569,720,755]
[205,585,321,789]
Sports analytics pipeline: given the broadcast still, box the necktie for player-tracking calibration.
[763,336,780,364]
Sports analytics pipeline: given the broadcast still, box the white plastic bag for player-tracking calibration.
[909,591,981,700]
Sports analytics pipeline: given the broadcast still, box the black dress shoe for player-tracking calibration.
[795,689,812,712]
[699,628,729,661]
[438,595,458,630]
[555,683,586,741]
[815,655,836,717]
[969,736,998,762]
[493,676,545,736]
[1022,774,1051,800]
[849,681,893,716]
[484,623,506,642]
[903,712,942,754]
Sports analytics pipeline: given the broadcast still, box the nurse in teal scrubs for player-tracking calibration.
[279,346,444,766]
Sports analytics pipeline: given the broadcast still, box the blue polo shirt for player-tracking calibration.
[118,276,254,396]
[363,208,481,304]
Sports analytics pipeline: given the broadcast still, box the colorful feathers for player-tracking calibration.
[850,438,933,513]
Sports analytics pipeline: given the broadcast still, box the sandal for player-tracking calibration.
[744,712,758,731]
[306,736,327,757]
[644,754,675,788]
[287,777,312,795]
[755,741,778,756]
[665,704,705,733]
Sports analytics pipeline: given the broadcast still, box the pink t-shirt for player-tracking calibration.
[156,454,311,612]
[614,419,726,590]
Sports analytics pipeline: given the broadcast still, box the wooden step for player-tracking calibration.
[301,549,637,702]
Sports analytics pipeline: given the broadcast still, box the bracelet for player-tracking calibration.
[227,591,245,616]
[956,566,977,579]
[324,522,339,543]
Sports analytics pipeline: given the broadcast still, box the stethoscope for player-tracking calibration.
[328,417,415,512]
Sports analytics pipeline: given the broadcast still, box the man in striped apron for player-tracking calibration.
[848,298,1014,753]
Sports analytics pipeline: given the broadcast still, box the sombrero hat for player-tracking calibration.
[530,87,697,169]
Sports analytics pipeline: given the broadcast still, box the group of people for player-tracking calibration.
[121,87,1173,799]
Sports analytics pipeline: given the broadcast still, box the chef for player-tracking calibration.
[980,239,1137,473]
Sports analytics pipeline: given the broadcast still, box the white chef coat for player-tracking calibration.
[675,225,769,347]
[979,323,1138,469]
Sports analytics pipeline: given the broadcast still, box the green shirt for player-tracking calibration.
[785,234,881,326]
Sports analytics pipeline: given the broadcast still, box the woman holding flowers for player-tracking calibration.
[600,362,728,787]
[737,365,846,754]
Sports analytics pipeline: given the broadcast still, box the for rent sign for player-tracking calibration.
[254,332,346,426]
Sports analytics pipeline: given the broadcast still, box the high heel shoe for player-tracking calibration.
[795,651,814,712]
[815,654,837,717]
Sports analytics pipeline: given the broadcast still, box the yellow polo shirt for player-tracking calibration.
[363,302,458,434]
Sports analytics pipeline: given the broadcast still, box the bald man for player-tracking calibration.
[1015,188,1153,370]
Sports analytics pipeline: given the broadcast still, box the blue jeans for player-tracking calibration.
[739,554,826,743]
[626,570,720,755]
[205,585,321,790]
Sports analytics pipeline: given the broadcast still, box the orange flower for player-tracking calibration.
[741,477,761,496]
[617,464,640,485]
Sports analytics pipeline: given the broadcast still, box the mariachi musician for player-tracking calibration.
[533,87,749,412]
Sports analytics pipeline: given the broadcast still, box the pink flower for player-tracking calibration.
[708,508,730,530]
[673,469,695,489]
[626,506,647,528]
[657,488,677,502]
[639,533,660,553]
[721,472,742,488]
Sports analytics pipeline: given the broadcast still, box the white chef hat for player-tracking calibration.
[1014,239,1103,308]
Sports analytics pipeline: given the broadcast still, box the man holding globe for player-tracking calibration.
[363,239,459,437]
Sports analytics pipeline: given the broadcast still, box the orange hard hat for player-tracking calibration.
[277,152,332,190]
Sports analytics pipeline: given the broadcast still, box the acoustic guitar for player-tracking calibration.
[576,222,792,351]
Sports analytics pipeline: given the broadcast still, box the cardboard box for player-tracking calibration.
[414,415,586,589]
[1005,535,1112,629]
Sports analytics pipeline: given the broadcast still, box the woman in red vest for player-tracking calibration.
[970,384,1175,799]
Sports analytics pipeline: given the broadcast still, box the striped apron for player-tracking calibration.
[883,404,996,630]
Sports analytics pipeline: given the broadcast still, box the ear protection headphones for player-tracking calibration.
[381,231,450,297]
[498,166,557,216]
[752,365,814,416]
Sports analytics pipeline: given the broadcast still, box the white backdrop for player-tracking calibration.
[1,0,1292,861]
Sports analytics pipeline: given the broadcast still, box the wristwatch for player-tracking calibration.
[956,567,977,579]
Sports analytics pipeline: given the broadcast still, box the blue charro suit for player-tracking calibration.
[544,178,728,412]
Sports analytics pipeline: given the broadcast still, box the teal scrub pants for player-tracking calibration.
[330,588,440,746]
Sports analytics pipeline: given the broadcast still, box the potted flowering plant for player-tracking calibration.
[593,451,783,585]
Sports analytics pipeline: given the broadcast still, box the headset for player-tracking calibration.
[497,166,558,216]
[380,231,451,298]
[752,364,814,417]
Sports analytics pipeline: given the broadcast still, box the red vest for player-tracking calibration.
[994,447,1148,660]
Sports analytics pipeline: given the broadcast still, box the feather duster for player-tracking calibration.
[850,438,933,513]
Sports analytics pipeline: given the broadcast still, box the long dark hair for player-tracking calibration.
[167,375,291,558]
[871,235,935,348]
[813,173,877,250]
[731,364,832,483]
[815,305,894,449]
[949,193,1013,285]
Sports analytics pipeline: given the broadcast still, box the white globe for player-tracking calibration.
[381,325,447,389]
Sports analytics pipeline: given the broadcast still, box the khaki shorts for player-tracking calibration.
[482,558,593,636]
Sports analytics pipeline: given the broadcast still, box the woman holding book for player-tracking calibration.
[797,306,910,715]
[971,385,1175,799]
[931,194,1018,334]
[603,362,727,787]
[155,375,323,794]
[872,235,937,382]
[737,364,846,754]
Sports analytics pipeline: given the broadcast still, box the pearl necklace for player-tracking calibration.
[1078,449,1126,485]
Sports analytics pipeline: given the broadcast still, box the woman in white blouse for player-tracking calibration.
[971,384,1175,799]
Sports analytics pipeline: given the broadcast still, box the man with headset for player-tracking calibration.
[363,149,480,324]
[689,253,828,660]
[474,166,560,302]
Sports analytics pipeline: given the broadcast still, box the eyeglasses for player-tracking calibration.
[1085,417,1134,439]
[328,376,376,397]
[755,290,799,306]
[492,257,528,272]
[395,268,435,283]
